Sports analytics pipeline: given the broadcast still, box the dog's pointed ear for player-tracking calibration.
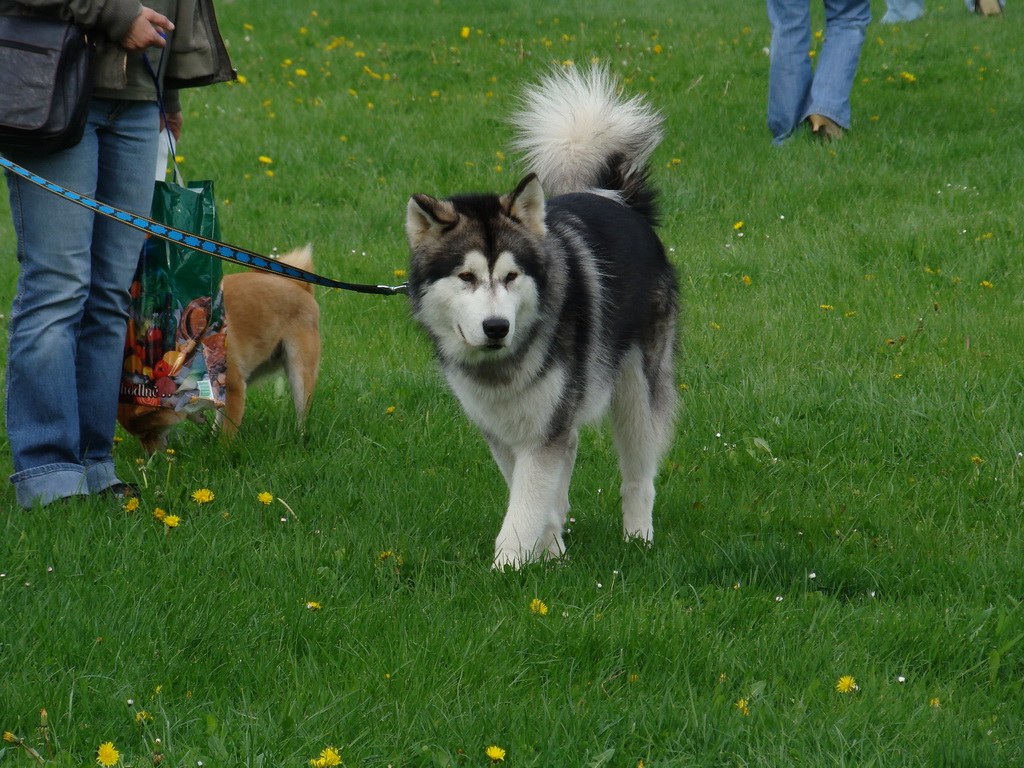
[504,174,546,238]
[406,194,457,248]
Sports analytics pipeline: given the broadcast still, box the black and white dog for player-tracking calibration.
[405,66,678,569]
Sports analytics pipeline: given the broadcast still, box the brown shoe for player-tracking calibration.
[808,114,843,141]
[976,0,1003,16]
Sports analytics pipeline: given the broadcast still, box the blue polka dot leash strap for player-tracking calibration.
[0,155,408,296]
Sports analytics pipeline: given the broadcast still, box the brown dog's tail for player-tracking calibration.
[276,244,315,294]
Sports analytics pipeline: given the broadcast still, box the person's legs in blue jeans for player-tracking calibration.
[767,0,813,144]
[881,0,924,23]
[80,101,160,493]
[5,99,158,507]
[807,0,871,129]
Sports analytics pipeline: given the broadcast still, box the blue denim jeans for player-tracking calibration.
[767,0,872,144]
[881,0,925,23]
[4,98,159,508]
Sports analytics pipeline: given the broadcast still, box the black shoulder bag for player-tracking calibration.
[0,14,95,156]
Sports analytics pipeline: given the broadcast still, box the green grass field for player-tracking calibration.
[2,1,1023,765]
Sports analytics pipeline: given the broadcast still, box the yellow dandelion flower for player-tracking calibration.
[96,741,120,767]
[980,280,994,288]
[741,275,752,285]
[736,698,750,716]
[306,601,322,611]
[309,747,341,767]
[258,492,274,505]
[134,710,153,723]
[379,550,394,560]
[930,697,941,708]
[733,221,744,230]
[258,156,273,165]
[3,732,17,743]
[123,497,140,512]
[295,69,308,77]
[835,675,858,693]
[164,515,181,528]
[486,745,506,762]
[820,304,834,311]
[971,456,984,465]
[191,488,215,504]
[153,507,166,521]
[236,74,247,84]
[900,71,917,82]
[530,598,549,615]
[393,269,406,278]
[460,26,471,38]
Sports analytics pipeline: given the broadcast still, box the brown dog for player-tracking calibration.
[118,246,321,453]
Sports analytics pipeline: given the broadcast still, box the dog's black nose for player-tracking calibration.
[482,317,510,340]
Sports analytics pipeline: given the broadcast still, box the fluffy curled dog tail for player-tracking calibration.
[510,65,664,224]
[276,244,315,295]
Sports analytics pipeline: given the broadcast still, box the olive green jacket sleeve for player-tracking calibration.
[164,0,234,91]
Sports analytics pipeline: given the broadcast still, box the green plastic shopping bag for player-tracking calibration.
[119,179,226,412]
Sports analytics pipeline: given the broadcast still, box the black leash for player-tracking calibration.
[0,154,409,295]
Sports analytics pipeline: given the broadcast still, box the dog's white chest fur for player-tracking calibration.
[448,364,566,448]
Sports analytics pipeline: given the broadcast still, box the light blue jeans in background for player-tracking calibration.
[4,98,159,508]
[882,0,925,23]
[766,0,872,144]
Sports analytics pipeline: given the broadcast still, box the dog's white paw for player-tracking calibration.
[493,538,567,570]
[492,547,530,571]
[544,535,566,560]
[624,527,653,547]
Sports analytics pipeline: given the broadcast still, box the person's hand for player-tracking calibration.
[120,7,174,52]
[161,111,183,141]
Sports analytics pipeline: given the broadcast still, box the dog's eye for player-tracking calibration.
[504,272,519,285]
[458,272,476,284]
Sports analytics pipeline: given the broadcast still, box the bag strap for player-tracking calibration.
[142,48,183,184]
